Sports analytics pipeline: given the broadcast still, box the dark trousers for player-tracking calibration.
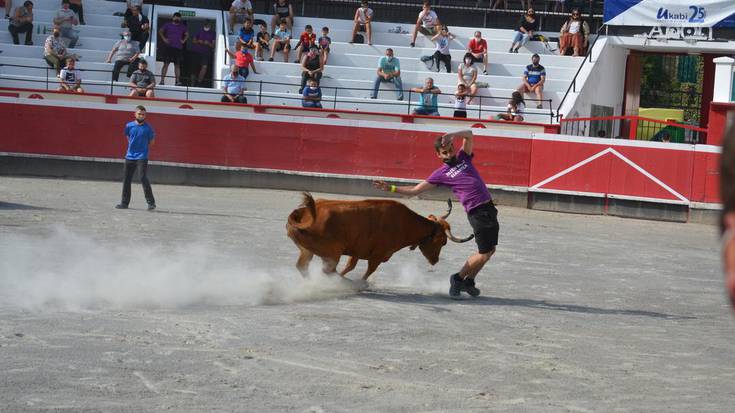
[121,159,155,206]
[221,95,247,103]
[8,23,33,45]
[131,31,149,51]
[433,51,451,73]
[69,3,85,24]
[112,58,140,82]
[300,71,322,93]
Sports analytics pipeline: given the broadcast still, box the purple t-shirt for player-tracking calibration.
[192,29,215,54]
[426,149,492,213]
[161,22,188,49]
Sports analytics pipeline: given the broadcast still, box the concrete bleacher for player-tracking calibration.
[0,0,588,123]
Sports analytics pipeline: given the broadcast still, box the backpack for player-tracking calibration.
[352,33,364,44]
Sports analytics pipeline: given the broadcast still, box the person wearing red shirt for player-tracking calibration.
[225,42,258,79]
[467,31,488,75]
[294,24,316,63]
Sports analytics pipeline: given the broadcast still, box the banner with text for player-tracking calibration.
[604,0,735,28]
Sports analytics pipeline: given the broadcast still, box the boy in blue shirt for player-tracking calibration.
[302,78,322,108]
[116,105,156,210]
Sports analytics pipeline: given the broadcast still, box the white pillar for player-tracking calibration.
[713,56,735,103]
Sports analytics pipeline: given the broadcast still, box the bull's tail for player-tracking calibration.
[287,192,317,230]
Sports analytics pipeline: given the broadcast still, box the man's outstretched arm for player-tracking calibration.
[373,180,435,196]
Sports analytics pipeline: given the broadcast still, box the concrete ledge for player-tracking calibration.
[607,198,688,223]
[689,208,722,226]
[528,192,605,215]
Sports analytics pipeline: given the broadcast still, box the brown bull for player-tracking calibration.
[286,192,473,280]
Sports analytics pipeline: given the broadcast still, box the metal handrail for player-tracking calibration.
[0,62,554,122]
[553,23,606,122]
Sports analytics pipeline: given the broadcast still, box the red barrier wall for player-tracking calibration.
[0,101,722,207]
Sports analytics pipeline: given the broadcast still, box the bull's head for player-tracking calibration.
[416,199,474,265]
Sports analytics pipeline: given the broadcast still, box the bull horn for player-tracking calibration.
[440,199,453,219]
[445,228,474,243]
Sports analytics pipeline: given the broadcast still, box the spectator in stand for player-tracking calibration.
[457,53,478,104]
[299,46,323,93]
[106,29,140,82]
[268,19,291,62]
[225,42,258,79]
[58,57,83,93]
[4,0,11,19]
[370,48,403,100]
[158,12,188,85]
[559,8,590,57]
[294,24,316,64]
[254,22,270,61]
[510,8,538,53]
[238,17,255,50]
[351,0,373,46]
[302,78,322,108]
[192,20,215,86]
[517,53,545,108]
[125,6,149,50]
[54,0,79,48]
[128,59,155,97]
[228,0,253,35]
[454,83,468,118]
[431,25,454,73]
[270,0,293,33]
[495,91,525,121]
[410,1,440,48]
[69,0,84,25]
[221,63,248,103]
[123,0,143,19]
[467,31,488,75]
[411,77,441,116]
[44,27,69,74]
[8,0,33,46]
[317,26,331,66]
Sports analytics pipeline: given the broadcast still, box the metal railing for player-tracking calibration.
[553,23,606,122]
[560,115,707,144]
[0,62,554,122]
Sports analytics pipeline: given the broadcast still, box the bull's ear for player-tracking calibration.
[427,214,437,221]
[409,244,418,250]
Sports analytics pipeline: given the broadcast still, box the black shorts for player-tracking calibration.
[453,110,467,118]
[275,41,291,51]
[470,54,485,64]
[161,45,183,64]
[197,52,212,66]
[467,201,499,253]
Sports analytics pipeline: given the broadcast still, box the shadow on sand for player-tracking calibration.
[359,290,697,320]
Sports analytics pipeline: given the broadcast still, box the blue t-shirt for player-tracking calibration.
[302,86,321,100]
[223,73,247,94]
[378,56,400,74]
[124,121,155,160]
[239,27,255,45]
[417,90,438,111]
[524,64,546,85]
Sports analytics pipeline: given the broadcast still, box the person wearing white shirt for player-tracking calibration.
[53,0,79,48]
[58,57,83,93]
[228,0,253,35]
[410,1,440,47]
[351,0,373,45]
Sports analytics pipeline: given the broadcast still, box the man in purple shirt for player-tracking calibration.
[374,129,499,298]
[157,12,188,85]
[192,20,215,86]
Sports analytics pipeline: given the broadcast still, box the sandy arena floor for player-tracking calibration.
[1,176,734,412]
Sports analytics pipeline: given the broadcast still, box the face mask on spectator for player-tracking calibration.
[204,26,211,31]
[173,18,181,24]
[123,34,131,41]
